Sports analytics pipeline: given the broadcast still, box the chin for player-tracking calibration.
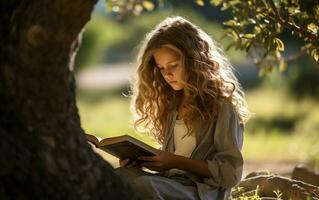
[171,86,183,91]
[168,82,183,91]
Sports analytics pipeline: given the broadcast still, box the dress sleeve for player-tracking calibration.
[203,102,244,188]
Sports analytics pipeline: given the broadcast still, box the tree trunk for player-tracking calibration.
[0,0,140,199]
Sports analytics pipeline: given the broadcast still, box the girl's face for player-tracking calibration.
[153,46,185,91]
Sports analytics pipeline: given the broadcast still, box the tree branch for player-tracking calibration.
[266,0,319,41]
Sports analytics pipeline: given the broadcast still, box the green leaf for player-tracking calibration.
[223,20,239,26]
[229,30,239,40]
[142,1,155,11]
[242,33,255,39]
[248,18,256,24]
[273,37,285,51]
[311,49,319,62]
[195,0,205,6]
[307,23,319,34]
[254,26,261,34]
[210,0,223,6]
[245,41,252,52]
[288,7,300,14]
[275,22,282,33]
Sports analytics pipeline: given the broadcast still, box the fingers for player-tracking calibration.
[119,159,142,168]
[138,156,157,161]
[120,157,160,169]
[138,156,160,170]
[139,161,161,168]
[119,158,130,167]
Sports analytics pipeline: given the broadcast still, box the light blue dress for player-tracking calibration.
[115,102,244,200]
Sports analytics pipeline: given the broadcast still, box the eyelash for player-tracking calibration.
[159,64,178,71]
[171,64,178,68]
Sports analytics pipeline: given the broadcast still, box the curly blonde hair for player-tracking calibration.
[131,16,250,144]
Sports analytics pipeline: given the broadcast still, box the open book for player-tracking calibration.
[86,133,158,161]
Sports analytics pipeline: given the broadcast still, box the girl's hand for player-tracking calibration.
[138,151,177,171]
[119,158,140,168]
[119,158,130,167]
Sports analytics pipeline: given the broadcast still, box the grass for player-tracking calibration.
[77,85,319,168]
[243,131,318,163]
[77,92,160,146]
[78,96,132,137]
[244,84,319,167]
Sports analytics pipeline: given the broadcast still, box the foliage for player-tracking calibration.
[202,0,319,74]
[75,5,245,70]
[231,185,262,200]
[286,57,319,99]
[273,189,283,199]
[74,15,126,70]
[105,0,161,20]
[105,0,319,74]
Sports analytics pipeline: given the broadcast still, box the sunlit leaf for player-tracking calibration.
[230,30,239,40]
[210,0,223,6]
[288,7,300,14]
[275,22,282,32]
[311,49,319,62]
[248,18,256,24]
[142,1,155,11]
[307,23,319,34]
[254,26,261,34]
[195,0,318,74]
[195,0,205,6]
[242,33,255,39]
[273,37,284,51]
[223,20,239,26]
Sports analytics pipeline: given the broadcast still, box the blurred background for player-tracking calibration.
[75,0,319,176]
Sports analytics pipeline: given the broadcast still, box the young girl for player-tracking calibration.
[115,16,250,200]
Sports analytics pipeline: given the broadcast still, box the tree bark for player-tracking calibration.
[0,0,140,199]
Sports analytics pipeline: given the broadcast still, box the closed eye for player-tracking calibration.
[171,64,178,68]
[169,64,178,69]
[157,64,178,72]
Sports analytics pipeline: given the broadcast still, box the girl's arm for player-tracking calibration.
[138,151,212,178]
[173,154,212,178]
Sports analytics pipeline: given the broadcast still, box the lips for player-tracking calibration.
[167,80,177,84]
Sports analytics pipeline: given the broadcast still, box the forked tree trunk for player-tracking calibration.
[0,1,140,199]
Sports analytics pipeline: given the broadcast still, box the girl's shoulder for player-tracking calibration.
[217,99,237,119]
[217,98,234,111]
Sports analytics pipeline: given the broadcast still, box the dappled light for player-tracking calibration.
[1,0,318,199]
[76,1,319,199]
